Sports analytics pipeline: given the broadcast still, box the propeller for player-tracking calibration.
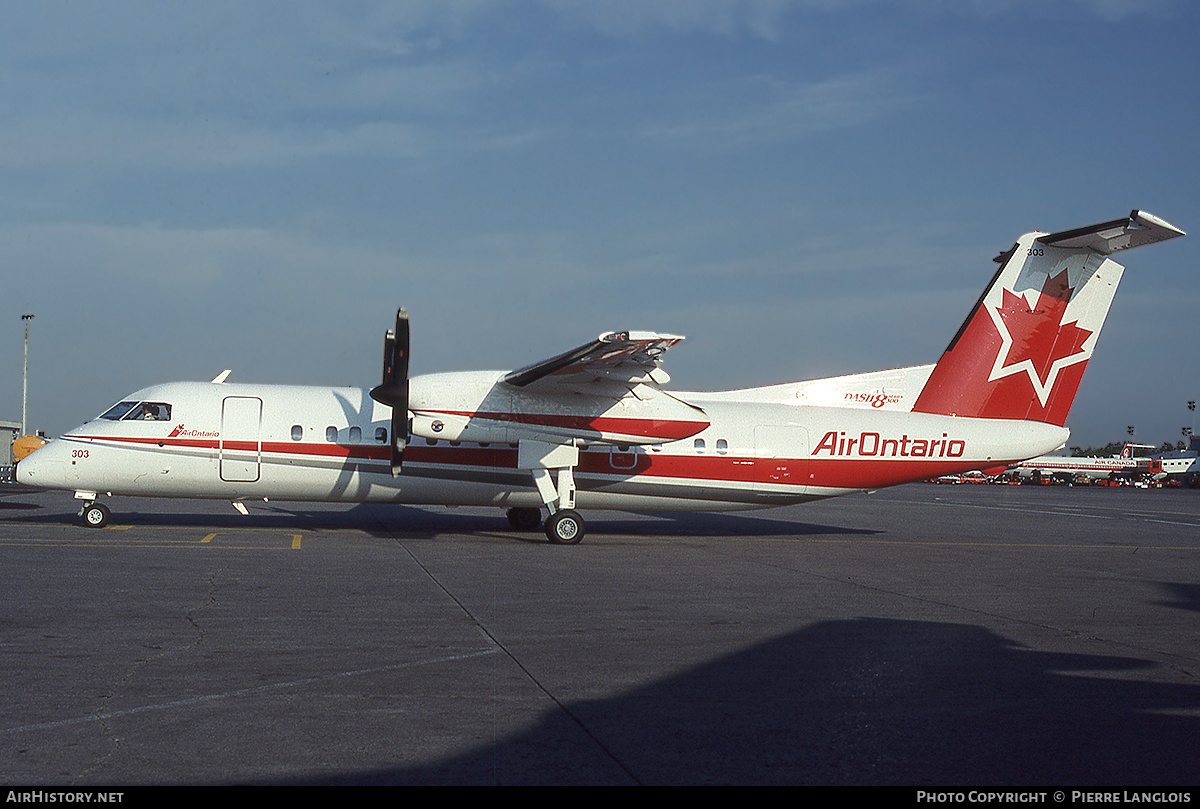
[369,307,409,475]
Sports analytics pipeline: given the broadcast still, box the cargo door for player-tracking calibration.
[220,396,262,483]
[753,425,809,491]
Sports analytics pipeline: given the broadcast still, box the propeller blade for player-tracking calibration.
[369,308,409,475]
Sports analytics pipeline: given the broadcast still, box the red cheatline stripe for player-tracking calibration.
[83,435,1013,490]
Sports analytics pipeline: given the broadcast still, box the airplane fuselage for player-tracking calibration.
[25,375,1067,512]
[15,210,1183,541]
[1011,455,1157,481]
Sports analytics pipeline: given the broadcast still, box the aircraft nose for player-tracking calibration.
[15,443,66,489]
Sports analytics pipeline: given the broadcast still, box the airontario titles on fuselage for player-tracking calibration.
[812,430,966,458]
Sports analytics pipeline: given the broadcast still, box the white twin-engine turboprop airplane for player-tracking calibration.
[17,210,1184,543]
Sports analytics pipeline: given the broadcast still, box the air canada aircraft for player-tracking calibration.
[1009,442,1163,483]
[17,210,1184,543]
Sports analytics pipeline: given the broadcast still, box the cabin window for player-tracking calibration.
[291,425,303,441]
[375,427,387,444]
[716,439,728,454]
[694,438,706,453]
[100,401,172,421]
[326,426,338,442]
[349,426,361,443]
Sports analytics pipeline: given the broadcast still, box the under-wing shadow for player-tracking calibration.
[268,617,1200,786]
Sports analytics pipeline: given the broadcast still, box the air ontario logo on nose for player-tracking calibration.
[168,424,220,438]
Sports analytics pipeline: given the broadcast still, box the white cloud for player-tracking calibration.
[640,68,925,146]
[0,113,436,171]
[539,0,799,40]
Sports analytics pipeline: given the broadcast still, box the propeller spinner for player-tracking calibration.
[369,307,409,475]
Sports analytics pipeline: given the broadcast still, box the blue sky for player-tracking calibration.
[2,0,1197,449]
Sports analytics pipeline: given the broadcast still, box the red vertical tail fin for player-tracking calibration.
[912,211,1184,425]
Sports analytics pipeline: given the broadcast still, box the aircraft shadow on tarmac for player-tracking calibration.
[1156,582,1200,614]
[0,493,880,541]
[339,504,883,541]
[0,501,41,510]
[269,617,1200,786]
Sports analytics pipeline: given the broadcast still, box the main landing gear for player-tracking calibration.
[510,440,587,544]
[506,506,542,531]
[543,509,584,544]
[505,506,586,545]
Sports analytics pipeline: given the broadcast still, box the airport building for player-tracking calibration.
[1,419,19,479]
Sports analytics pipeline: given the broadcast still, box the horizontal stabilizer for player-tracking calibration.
[1036,210,1184,255]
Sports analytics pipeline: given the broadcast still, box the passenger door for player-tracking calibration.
[220,396,262,483]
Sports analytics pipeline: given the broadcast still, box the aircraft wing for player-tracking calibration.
[503,331,685,391]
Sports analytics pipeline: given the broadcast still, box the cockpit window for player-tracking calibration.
[137,402,171,420]
[100,401,172,421]
[100,402,139,420]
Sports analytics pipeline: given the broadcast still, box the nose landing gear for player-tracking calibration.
[80,501,111,528]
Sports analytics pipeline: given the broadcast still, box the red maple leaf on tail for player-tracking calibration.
[992,270,1093,395]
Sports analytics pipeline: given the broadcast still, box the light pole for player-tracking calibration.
[21,314,33,436]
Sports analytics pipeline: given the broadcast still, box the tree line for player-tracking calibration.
[1068,441,1186,457]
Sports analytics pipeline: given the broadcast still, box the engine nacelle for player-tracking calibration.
[410,412,510,444]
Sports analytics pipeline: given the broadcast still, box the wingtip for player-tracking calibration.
[1131,210,1186,238]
